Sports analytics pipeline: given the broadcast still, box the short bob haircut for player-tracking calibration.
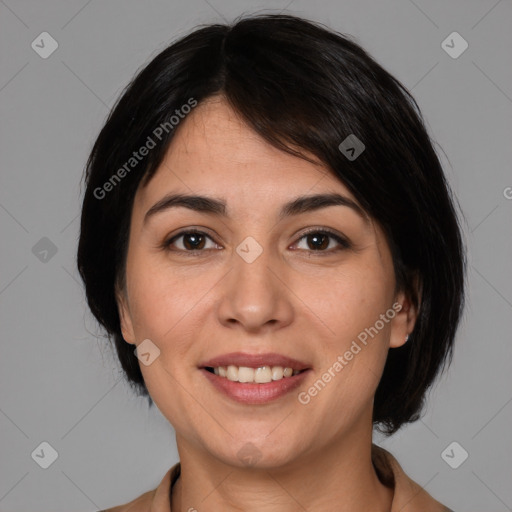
[77,13,466,435]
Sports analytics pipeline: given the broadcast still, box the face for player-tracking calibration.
[117,95,417,469]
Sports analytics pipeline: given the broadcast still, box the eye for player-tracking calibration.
[292,229,351,253]
[162,228,351,256]
[163,230,220,253]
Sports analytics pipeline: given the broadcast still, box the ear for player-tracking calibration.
[389,276,421,349]
[115,285,136,345]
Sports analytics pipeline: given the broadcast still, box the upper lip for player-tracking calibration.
[199,352,311,371]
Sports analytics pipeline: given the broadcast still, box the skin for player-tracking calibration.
[116,95,418,511]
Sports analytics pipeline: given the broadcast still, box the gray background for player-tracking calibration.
[1,0,511,510]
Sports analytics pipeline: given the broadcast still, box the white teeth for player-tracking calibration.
[226,365,238,381]
[238,366,254,383]
[283,367,293,378]
[211,365,301,383]
[272,366,284,380]
[255,366,272,383]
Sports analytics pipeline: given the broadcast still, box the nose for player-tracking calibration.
[215,239,294,334]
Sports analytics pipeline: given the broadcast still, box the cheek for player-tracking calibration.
[123,258,207,424]
[125,253,201,338]
[298,261,393,403]
[123,252,223,383]
[298,261,393,343]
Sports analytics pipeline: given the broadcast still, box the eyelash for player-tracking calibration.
[161,228,351,256]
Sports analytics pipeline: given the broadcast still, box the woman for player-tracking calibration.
[77,13,465,511]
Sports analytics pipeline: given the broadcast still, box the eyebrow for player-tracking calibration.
[144,192,369,224]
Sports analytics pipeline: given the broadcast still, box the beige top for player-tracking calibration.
[101,445,453,511]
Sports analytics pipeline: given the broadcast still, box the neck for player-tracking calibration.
[171,424,393,511]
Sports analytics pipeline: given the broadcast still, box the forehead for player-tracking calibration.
[134,96,358,213]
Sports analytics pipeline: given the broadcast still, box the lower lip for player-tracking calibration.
[200,368,311,404]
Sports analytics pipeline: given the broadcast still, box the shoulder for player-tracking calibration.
[99,489,155,512]
[99,463,180,512]
[372,444,454,512]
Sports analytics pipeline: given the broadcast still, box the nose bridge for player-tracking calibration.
[233,233,278,302]
[216,233,293,330]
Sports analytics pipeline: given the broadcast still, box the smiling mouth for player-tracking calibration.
[203,365,307,384]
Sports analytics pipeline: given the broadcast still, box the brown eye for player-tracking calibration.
[294,229,350,253]
[164,230,219,252]
[181,232,206,250]
[305,233,330,250]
